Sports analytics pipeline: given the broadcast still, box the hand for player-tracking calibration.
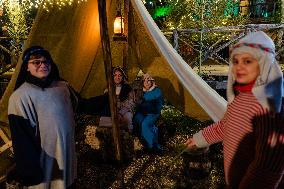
[185,138,197,150]
[117,113,123,122]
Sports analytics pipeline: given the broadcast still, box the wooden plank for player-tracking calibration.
[0,141,12,154]
[0,128,12,154]
[0,129,9,143]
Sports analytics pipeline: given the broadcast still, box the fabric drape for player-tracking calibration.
[130,0,227,121]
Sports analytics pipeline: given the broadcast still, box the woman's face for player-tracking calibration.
[143,79,153,90]
[232,53,260,84]
[113,70,123,84]
[27,55,51,80]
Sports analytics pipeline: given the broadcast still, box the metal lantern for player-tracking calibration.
[113,11,127,41]
[114,11,124,34]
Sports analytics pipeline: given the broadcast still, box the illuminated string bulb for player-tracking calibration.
[16,0,87,11]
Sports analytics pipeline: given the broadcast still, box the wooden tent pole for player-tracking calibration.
[122,0,129,71]
[98,0,121,161]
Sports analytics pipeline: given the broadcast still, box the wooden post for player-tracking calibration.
[98,0,121,161]
[122,0,129,71]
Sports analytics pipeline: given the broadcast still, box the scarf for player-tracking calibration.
[233,80,256,93]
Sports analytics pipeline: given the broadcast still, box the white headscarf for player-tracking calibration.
[227,31,283,112]
[143,73,157,92]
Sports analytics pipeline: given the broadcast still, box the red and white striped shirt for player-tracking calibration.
[202,92,284,189]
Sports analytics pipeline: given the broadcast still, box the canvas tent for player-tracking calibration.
[0,0,227,129]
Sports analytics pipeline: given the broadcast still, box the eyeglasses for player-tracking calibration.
[28,59,50,67]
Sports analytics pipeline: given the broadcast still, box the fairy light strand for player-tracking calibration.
[0,0,87,12]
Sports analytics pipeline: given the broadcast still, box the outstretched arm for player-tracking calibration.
[68,85,109,115]
[185,119,226,150]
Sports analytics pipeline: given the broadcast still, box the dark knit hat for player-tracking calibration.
[22,46,53,65]
[15,46,60,90]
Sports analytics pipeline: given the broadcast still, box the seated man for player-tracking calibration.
[133,73,164,153]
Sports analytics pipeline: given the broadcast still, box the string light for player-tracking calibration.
[0,0,87,12]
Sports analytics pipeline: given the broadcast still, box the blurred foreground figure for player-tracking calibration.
[185,31,284,189]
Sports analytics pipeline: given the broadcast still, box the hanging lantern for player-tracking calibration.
[113,11,127,41]
[114,11,124,34]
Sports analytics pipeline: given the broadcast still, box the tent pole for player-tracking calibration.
[98,0,122,162]
[122,0,129,72]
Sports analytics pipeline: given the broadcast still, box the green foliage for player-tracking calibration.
[4,1,30,59]
[0,1,37,72]
[272,0,283,23]
[152,5,173,19]
[161,104,213,136]
[162,0,249,30]
[5,2,29,40]
[153,0,250,67]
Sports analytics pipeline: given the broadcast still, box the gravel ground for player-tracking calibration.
[75,115,225,189]
[0,113,225,189]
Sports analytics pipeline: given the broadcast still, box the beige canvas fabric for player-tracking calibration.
[0,0,212,125]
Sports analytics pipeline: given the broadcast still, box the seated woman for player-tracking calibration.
[133,73,164,153]
[84,67,135,132]
[112,67,136,132]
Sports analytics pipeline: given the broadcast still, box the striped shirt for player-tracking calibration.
[202,92,284,188]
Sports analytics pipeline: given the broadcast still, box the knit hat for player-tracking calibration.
[22,46,52,65]
[227,31,283,112]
